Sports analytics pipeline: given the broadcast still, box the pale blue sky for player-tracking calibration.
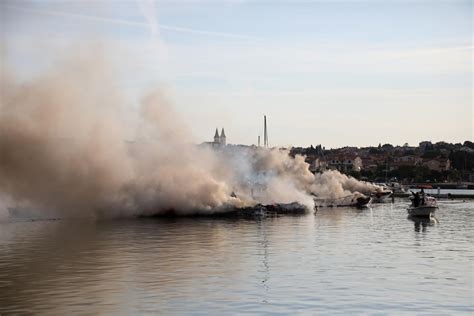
[1,0,472,147]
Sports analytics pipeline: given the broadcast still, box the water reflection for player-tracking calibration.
[1,200,472,314]
[256,220,269,304]
[408,216,439,232]
[0,218,259,313]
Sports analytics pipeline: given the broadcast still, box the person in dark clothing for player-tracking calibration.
[413,192,420,207]
[420,188,425,205]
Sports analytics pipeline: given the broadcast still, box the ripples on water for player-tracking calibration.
[0,199,473,314]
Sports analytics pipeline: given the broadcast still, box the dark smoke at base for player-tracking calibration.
[0,52,380,219]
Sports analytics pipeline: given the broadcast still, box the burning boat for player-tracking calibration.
[205,190,314,218]
[314,193,372,208]
[371,185,393,203]
[230,202,311,218]
[143,201,311,218]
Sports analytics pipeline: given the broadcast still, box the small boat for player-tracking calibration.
[407,195,438,217]
[314,193,372,208]
[387,181,410,197]
[355,196,373,208]
[371,187,393,203]
[266,202,309,214]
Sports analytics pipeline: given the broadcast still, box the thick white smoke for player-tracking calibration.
[311,170,382,200]
[0,51,379,218]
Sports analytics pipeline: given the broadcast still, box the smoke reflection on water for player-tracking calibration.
[0,215,314,314]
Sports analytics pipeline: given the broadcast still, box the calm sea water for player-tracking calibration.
[1,199,473,314]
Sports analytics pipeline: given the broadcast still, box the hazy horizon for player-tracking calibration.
[1,0,472,148]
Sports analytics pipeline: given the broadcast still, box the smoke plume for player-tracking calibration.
[0,51,380,218]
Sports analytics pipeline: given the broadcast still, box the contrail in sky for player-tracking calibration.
[3,4,259,40]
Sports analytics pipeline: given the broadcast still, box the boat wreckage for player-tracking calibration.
[147,189,378,219]
[312,185,395,208]
[146,202,312,218]
[218,202,310,218]
[313,193,372,208]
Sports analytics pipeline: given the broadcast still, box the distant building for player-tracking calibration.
[422,159,451,172]
[310,158,329,172]
[203,128,227,147]
[213,128,220,144]
[362,158,379,172]
[393,156,420,164]
[419,141,433,151]
[220,128,226,146]
[325,154,362,172]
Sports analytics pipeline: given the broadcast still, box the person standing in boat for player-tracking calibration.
[420,188,425,205]
[413,192,420,207]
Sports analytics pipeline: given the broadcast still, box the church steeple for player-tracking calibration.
[220,128,226,145]
[214,128,220,143]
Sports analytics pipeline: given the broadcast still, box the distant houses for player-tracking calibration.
[422,158,450,172]
[198,133,472,182]
[291,140,474,183]
[318,155,362,173]
[419,141,433,151]
[308,151,451,173]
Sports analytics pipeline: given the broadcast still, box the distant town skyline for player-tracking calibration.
[2,0,472,147]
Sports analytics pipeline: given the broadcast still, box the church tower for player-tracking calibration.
[214,128,220,144]
[220,128,226,146]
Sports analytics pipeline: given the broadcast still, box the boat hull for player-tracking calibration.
[314,196,372,208]
[371,191,393,203]
[407,206,437,217]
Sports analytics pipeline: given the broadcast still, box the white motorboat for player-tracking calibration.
[407,195,438,217]
[387,181,410,197]
[371,187,393,203]
[314,193,372,208]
